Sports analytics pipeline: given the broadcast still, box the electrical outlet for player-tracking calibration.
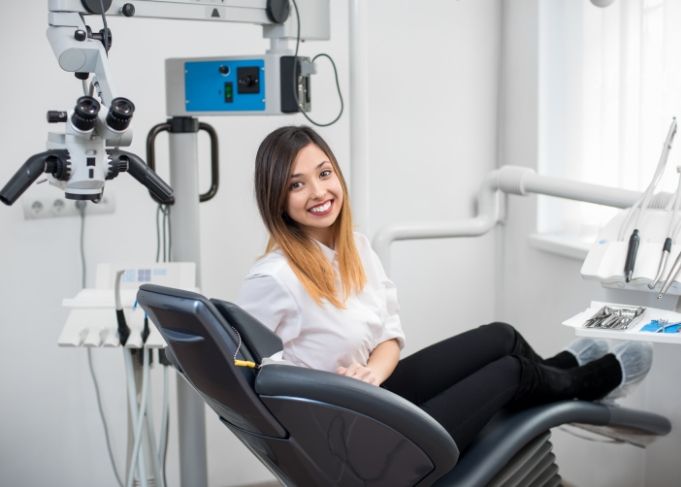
[22,193,116,220]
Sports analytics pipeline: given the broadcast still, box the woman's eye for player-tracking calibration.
[289,181,302,190]
[320,169,332,178]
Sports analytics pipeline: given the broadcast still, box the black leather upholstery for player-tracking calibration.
[211,299,283,363]
[137,284,672,487]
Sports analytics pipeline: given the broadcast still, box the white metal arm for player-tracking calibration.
[373,165,642,273]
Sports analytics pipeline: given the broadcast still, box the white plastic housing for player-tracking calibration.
[581,209,681,295]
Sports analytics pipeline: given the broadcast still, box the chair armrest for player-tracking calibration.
[255,364,460,471]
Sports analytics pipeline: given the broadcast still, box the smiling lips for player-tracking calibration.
[308,200,333,216]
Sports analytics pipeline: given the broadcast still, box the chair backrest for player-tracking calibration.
[137,284,286,437]
[138,284,459,486]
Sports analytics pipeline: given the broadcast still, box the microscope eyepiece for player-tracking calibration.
[106,97,135,131]
[71,96,101,132]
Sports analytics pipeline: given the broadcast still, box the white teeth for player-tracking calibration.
[310,201,331,213]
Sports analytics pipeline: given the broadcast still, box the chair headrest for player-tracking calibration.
[210,299,283,363]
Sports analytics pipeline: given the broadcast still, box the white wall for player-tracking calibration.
[498,1,681,486]
[368,0,501,355]
[0,1,500,486]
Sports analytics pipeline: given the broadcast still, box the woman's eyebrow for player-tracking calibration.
[290,161,331,178]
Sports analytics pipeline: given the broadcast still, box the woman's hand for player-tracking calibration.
[336,363,382,386]
[336,339,401,386]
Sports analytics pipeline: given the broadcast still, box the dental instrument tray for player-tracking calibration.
[562,301,681,344]
[583,305,645,330]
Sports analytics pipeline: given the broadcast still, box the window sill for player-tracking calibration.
[527,233,591,261]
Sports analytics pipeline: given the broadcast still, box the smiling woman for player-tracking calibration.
[235,125,652,453]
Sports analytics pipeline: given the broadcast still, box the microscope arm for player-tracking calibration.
[107,149,174,205]
[46,0,328,105]
[47,11,117,105]
[0,150,70,206]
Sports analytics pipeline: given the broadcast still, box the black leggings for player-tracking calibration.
[381,322,621,452]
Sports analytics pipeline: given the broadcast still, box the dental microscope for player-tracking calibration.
[0,2,331,486]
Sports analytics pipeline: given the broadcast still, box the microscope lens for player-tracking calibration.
[71,96,100,132]
[106,97,135,131]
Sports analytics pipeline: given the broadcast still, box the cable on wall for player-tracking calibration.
[78,200,125,487]
[291,0,344,127]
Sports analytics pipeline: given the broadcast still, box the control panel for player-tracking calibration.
[184,59,266,112]
[166,54,310,116]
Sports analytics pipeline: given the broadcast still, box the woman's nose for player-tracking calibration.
[309,181,325,199]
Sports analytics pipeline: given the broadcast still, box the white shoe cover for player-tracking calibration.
[565,338,609,366]
[606,341,653,399]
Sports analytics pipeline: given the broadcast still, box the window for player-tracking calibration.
[538,0,681,243]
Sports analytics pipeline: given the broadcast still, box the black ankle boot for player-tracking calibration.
[573,354,622,400]
[543,351,579,369]
[510,354,623,409]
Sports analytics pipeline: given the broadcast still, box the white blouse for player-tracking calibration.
[236,233,406,373]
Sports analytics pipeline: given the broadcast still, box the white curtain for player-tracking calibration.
[538,0,681,240]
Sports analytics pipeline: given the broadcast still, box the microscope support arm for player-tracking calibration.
[47,12,117,105]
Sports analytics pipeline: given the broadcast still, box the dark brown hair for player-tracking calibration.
[255,126,366,307]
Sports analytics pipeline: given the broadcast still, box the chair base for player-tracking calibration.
[488,432,561,487]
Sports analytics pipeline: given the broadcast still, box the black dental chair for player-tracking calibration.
[137,284,671,487]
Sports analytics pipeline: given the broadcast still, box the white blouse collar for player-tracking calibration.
[314,239,337,261]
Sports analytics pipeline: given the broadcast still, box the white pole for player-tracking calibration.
[168,129,209,487]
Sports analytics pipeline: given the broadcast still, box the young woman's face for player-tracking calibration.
[285,143,344,246]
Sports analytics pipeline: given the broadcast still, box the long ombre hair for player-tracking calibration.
[255,126,366,308]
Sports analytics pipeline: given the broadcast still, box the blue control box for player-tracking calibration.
[184,59,266,112]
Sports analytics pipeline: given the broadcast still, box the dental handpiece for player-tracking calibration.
[624,229,640,283]
[658,250,681,299]
[649,237,672,289]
